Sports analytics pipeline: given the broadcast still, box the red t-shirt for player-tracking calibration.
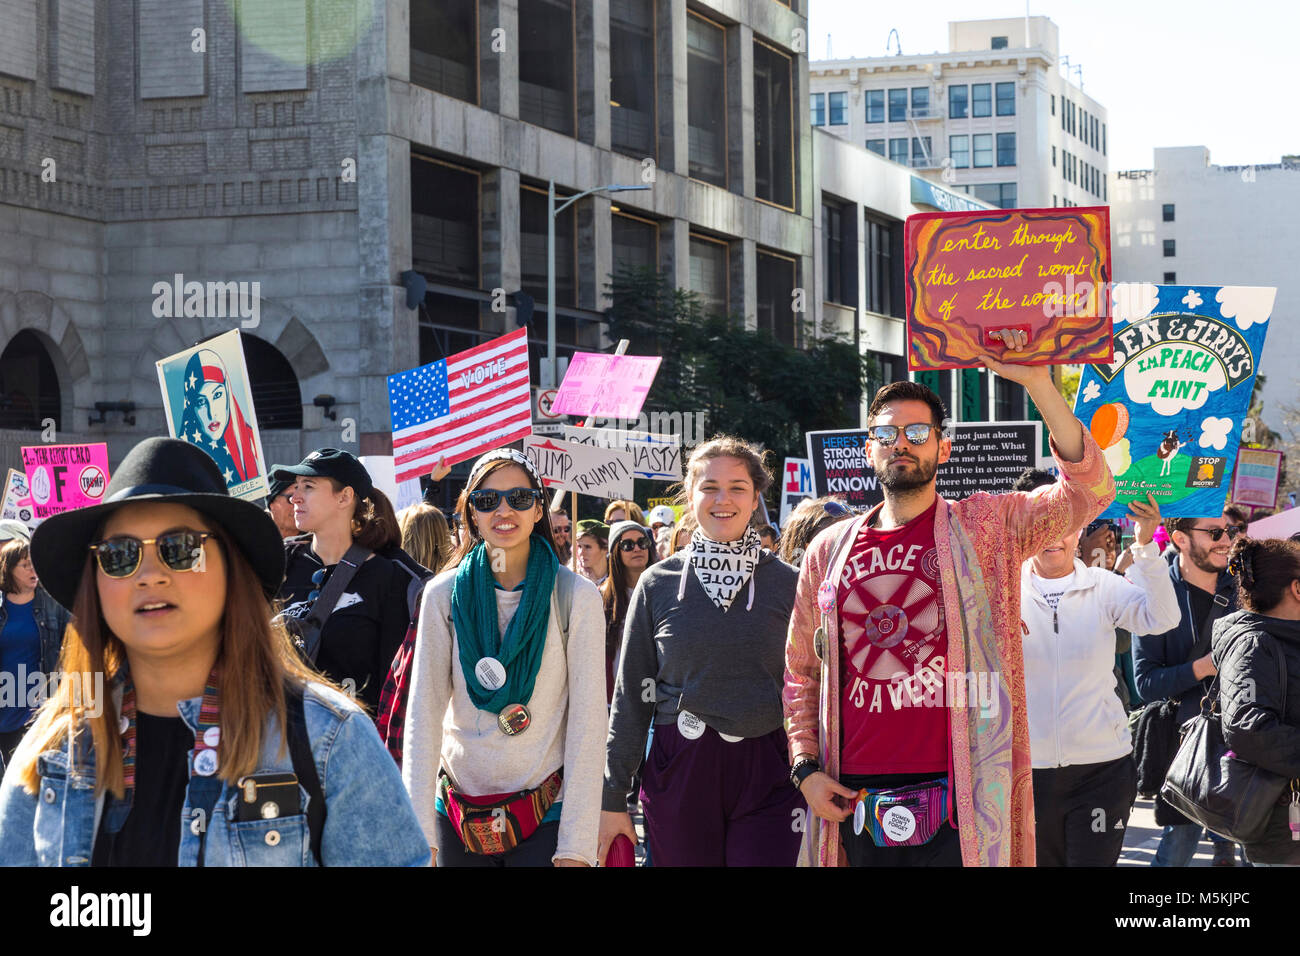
[838,501,949,774]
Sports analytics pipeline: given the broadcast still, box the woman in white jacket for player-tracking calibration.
[1013,471,1180,866]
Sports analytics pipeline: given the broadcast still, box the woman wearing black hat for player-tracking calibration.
[273,450,428,712]
[0,437,428,866]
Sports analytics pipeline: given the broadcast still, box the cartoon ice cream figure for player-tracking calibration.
[178,348,262,486]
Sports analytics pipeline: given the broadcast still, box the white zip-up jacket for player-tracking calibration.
[1021,541,1181,769]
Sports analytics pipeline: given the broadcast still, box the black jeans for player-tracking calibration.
[434,816,561,867]
[838,772,962,867]
[1032,753,1137,866]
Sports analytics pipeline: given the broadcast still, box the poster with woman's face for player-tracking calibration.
[156,329,270,502]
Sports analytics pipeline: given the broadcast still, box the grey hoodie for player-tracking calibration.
[602,548,797,811]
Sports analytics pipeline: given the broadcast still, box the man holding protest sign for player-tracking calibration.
[784,331,1115,867]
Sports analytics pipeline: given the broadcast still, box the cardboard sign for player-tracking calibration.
[551,352,662,419]
[358,455,423,513]
[1073,283,1273,519]
[1248,507,1300,541]
[156,329,270,501]
[21,444,110,522]
[905,206,1113,370]
[806,421,1041,509]
[1231,448,1283,510]
[562,425,681,481]
[645,497,684,523]
[779,457,813,527]
[1,468,35,528]
[524,435,635,500]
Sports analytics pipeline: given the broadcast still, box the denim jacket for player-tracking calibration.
[0,587,70,675]
[0,679,430,866]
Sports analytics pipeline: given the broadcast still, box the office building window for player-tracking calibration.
[996,132,1015,166]
[1052,145,1056,167]
[519,0,575,136]
[1061,101,1066,129]
[823,198,857,308]
[911,86,929,117]
[1053,193,1057,206]
[810,93,825,126]
[411,156,479,288]
[687,12,726,186]
[973,133,992,168]
[753,40,794,208]
[888,88,907,121]
[888,138,908,164]
[756,251,797,346]
[1164,272,1176,283]
[1092,116,1099,149]
[410,0,476,103]
[949,84,968,119]
[610,0,656,158]
[911,137,932,166]
[866,351,907,392]
[995,81,1015,116]
[611,212,658,272]
[865,89,884,123]
[950,135,969,168]
[689,234,729,316]
[521,185,576,306]
[1051,94,1055,115]
[828,91,847,125]
[1103,178,1107,201]
[972,83,991,117]
[865,215,902,318]
[1162,203,1175,222]
[1102,123,1107,155]
[865,139,885,156]
[991,35,1008,50]
[1163,240,1176,257]
[972,182,1017,209]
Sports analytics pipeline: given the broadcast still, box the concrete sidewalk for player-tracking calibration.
[1119,797,1250,867]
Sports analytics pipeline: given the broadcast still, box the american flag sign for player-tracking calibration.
[388,327,533,482]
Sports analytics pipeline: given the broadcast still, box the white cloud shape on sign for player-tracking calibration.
[1124,343,1227,416]
[1181,289,1202,310]
[1198,416,1234,451]
[1216,286,1276,331]
[1111,283,1159,326]
[1081,380,1101,404]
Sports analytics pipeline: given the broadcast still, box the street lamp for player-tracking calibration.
[544,180,651,388]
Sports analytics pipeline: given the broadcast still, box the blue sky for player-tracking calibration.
[808,0,1297,171]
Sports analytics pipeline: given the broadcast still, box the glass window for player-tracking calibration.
[1163,239,1176,257]
[828,91,847,125]
[972,182,1016,209]
[756,251,797,346]
[972,83,991,117]
[753,41,794,207]
[1052,145,1056,167]
[1102,123,1107,155]
[822,199,856,307]
[521,185,576,306]
[411,156,478,288]
[996,132,1016,167]
[995,82,1015,116]
[611,213,658,272]
[689,234,729,316]
[949,84,968,118]
[949,135,969,168]
[519,0,574,136]
[810,93,825,126]
[865,139,885,156]
[991,35,1008,50]
[687,13,726,187]
[610,0,656,158]
[865,89,884,123]
[864,215,902,318]
[866,351,907,393]
[888,138,908,164]
[888,88,907,122]
[910,86,929,117]
[1162,203,1175,222]
[911,137,932,166]
[410,0,476,103]
[1164,272,1176,283]
[1051,94,1055,116]
[973,133,992,168]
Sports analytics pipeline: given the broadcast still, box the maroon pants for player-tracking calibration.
[639,720,805,866]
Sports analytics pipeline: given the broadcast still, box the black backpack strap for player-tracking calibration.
[299,544,372,664]
[285,683,326,866]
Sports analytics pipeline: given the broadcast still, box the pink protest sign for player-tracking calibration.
[550,352,662,419]
[21,443,110,522]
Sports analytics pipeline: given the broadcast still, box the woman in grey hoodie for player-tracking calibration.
[597,436,802,866]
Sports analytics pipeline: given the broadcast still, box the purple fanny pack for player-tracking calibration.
[853,777,949,848]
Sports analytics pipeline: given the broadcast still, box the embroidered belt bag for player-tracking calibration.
[438,768,563,855]
[854,777,949,848]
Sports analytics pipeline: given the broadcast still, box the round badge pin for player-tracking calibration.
[718,732,744,743]
[853,797,867,836]
[677,711,705,740]
[817,580,836,614]
[194,748,219,777]
[497,703,531,736]
[202,726,220,748]
[881,804,917,842]
[119,714,130,735]
[475,657,507,691]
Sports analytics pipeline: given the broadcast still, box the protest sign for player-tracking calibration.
[156,329,269,501]
[1231,448,1283,510]
[806,421,1041,508]
[646,497,684,523]
[905,206,1112,370]
[358,455,423,512]
[1248,507,1300,541]
[779,458,814,527]
[524,435,635,500]
[1,468,35,528]
[1073,283,1273,519]
[550,352,661,419]
[21,444,110,522]
[562,425,681,481]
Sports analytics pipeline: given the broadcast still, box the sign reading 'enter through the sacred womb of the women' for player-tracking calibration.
[905,206,1113,370]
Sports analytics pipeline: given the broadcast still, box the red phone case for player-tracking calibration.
[606,834,635,867]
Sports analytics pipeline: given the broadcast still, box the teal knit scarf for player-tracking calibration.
[452,537,559,711]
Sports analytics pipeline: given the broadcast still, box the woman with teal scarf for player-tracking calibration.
[401,449,607,867]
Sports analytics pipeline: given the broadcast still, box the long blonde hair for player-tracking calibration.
[11,518,328,797]
[398,503,452,572]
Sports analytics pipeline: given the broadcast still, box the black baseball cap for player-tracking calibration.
[272,449,374,500]
[266,471,293,500]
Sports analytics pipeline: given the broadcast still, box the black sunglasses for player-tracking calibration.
[467,487,544,513]
[89,531,213,578]
[618,537,651,552]
[1188,525,1244,542]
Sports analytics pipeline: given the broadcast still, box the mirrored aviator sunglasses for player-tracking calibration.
[467,487,544,513]
[90,531,213,578]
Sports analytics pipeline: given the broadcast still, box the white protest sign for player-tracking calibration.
[1,469,35,529]
[562,425,681,481]
[524,435,634,500]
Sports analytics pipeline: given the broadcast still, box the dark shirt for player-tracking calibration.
[1186,581,1213,638]
[92,713,192,867]
[0,597,41,733]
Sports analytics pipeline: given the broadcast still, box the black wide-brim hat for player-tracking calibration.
[31,437,286,610]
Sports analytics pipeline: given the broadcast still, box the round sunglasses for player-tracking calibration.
[467,486,544,513]
[618,536,651,552]
[89,531,213,578]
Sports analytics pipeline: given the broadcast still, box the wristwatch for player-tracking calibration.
[790,757,820,790]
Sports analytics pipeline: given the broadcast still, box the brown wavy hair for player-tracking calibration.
[398,503,452,572]
[779,496,854,567]
[673,435,773,514]
[600,526,656,655]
